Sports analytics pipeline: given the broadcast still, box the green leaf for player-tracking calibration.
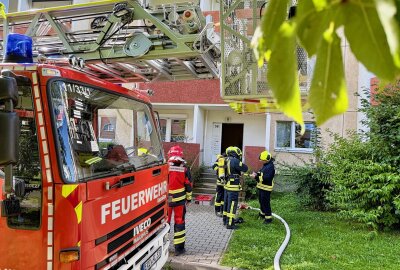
[296,0,331,56]
[375,0,400,69]
[309,22,348,126]
[296,0,346,56]
[251,0,291,65]
[343,0,396,81]
[267,22,304,127]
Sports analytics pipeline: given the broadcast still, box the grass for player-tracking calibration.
[221,192,400,270]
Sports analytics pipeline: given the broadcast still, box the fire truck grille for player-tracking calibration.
[95,202,165,246]
[107,209,164,254]
[95,219,163,270]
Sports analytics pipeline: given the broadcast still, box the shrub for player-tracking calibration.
[242,174,258,200]
[190,164,205,184]
[282,160,331,211]
[324,133,400,230]
[279,126,330,210]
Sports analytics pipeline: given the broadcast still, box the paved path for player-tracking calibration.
[166,203,234,269]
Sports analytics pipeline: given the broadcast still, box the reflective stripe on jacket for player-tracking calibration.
[256,161,275,191]
[224,156,248,191]
[168,162,192,206]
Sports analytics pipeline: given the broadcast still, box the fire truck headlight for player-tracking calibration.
[163,232,169,246]
[60,248,80,263]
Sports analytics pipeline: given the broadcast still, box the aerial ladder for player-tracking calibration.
[0,0,221,83]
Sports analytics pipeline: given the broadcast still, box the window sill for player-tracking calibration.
[274,148,314,154]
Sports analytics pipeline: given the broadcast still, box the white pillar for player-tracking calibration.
[72,0,95,31]
[192,105,200,143]
[18,0,29,11]
[265,113,271,151]
[200,0,211,11]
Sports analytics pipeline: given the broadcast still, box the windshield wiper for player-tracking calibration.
[115,162,136,173]
[135,160,164,171]
[80,170,123,182]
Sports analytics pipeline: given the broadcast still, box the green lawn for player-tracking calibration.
[221,192,400,270]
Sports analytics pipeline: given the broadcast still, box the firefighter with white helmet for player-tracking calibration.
[167,145,192,255]
[223,146,248,229]
[251,150,275,224]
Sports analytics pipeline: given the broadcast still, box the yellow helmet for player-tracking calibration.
[259,150,271,162]
[226,146,242,157]
[138,148,149,156]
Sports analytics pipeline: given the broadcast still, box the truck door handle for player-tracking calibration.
[152,169,161,176]
[105,176,134,190]
[120,176,134,187]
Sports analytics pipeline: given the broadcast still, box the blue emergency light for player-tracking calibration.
[3,33,33,63]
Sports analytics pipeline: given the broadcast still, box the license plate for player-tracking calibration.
[141,247,162,270]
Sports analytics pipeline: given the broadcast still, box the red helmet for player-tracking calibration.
[167,145,183,159]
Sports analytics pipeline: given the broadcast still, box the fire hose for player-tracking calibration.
[239,204,291,270]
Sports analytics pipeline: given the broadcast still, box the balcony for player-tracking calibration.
[220,0,311,114]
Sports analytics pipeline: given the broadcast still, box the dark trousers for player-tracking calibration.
[214,185,224,213]
[223,190,239,227]
[258,189,272,221]
[167,204,186,251]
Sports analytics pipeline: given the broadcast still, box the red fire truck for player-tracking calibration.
[0,59,171,269]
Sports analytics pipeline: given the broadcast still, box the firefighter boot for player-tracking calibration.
[226,224,239,230]
[263,219,272,225]
[175,247,186,256]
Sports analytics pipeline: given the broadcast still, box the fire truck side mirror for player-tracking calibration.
[0,76,20,166]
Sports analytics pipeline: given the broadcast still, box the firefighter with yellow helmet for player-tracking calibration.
[251,150,275,224]
[223,146,248,229]
[212,153,227,217]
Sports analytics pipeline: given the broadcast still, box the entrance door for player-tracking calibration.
[221,123,244,154]
[210,122,222,164]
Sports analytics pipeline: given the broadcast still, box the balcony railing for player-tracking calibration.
[220,0,312,113]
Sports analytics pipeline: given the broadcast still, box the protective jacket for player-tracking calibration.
[255,161,275,191]
[224,156,248,191]
[168,158,192,206]
[212,155,226,186]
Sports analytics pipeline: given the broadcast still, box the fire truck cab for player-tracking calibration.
[0,35,170,270]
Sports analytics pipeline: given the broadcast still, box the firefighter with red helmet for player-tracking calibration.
[167,145,192,255]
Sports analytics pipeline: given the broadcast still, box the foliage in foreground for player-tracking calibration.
[222,193,400,270]
[252,0,400,127]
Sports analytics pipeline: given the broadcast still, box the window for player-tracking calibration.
[276,121,316,151]
[1,78,42,229]
[159,117,187,142]
[159,119,167,141]
[171,119,186,142]
[48,80,164,182]
[99,117,116,141]
[103,123,115,132]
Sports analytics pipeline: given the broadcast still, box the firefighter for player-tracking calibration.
[223,146,248,229]
[167,145,192,255]
[212,153,226,217]
[251,150,275,224]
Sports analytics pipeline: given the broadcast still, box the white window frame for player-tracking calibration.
[103,123,115,132]
[159,114,187,142]
[275,121,315,153]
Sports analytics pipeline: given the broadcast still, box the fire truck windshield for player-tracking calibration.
[48,80,164,183]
